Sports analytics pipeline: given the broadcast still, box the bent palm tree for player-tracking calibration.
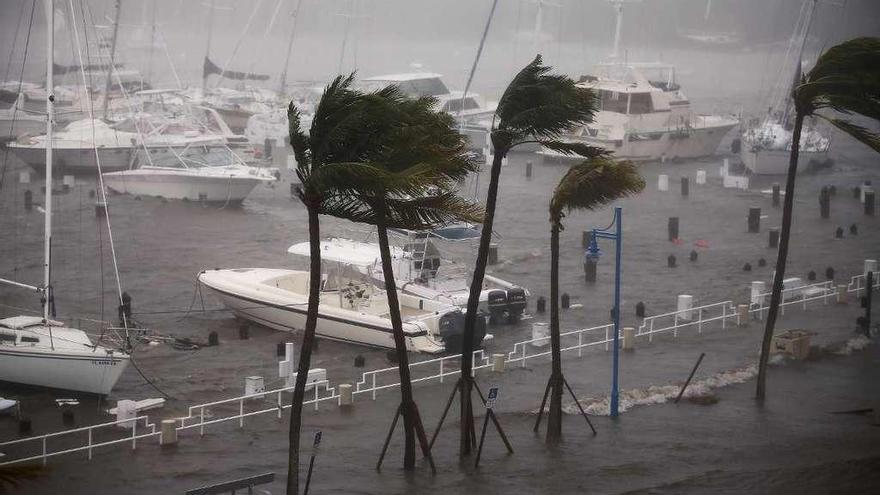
[540,157,643,444]
[286,75,431,494]
[327,89,482,470]
[756,37,880,399]
[450,55,605,456]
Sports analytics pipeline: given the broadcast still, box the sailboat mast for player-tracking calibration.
[102,0,122,120]
[43,0,55,349]
[279,0,304,95]
[611,1,623,59]
[203,0,214,91]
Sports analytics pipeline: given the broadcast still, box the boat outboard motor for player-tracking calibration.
[505,287,527,323]
[438,310,465,352]
[473,311,488,346]
[486,290,508,325]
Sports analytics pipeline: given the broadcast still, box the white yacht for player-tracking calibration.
[198,245,478,354]
[290,237,528,324]
[0,7,130,395]
[543,63,738,162]
[102,144,275,204]
[360,72,497,149]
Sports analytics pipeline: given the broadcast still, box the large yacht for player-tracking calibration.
[543,62,738,162]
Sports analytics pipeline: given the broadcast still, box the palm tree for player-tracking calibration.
[756,37,880,400]
[450,55,605,456]
[335,89,483,470]
[541,157,644,444]
[286,75,431,494]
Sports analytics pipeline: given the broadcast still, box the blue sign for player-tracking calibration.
[486,386,499,409]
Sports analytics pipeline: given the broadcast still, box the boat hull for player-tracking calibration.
[199,268,445,354]
[103,171,264,203]
[546,122,737,162]
[740,147,832,175]
[0,347,129,395]
[8,144,133,175]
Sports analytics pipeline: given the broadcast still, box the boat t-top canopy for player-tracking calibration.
[287,238,405,267]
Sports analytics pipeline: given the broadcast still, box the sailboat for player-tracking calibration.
[739,0,831,175]
[0,3,130,396]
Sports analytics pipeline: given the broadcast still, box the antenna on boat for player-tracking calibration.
[606,0,641,61]
[458,0,498,125]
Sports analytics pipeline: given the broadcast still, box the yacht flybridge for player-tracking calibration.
[0,4,129,395]
[198,244,480,354]
[287,237,529,324]
[544,63,738,162]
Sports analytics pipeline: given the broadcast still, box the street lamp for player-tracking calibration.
[585,207,623,417]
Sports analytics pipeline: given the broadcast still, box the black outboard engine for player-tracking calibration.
[486,290,508,325]
[505,287,527,323]
[439,310,465,353]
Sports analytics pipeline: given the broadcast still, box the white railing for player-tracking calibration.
[637,301,734,342]
[0,416,156,467]
[507,323,615,366]
[3,268,876,466]
[353,350,490,400]
[848,273,880,297]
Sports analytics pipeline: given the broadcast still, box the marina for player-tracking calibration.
[1,0,879,493]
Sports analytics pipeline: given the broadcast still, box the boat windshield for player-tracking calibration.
[145,145,242,169]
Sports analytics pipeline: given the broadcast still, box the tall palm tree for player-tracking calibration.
[333,89,483,470]
[453,55,605,456]
[543,157,643,444]
[756,37,880,400]
[286,75,430,494]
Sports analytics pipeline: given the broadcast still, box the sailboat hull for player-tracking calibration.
[0,347,129,395]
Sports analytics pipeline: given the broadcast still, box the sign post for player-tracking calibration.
[475,386,512,467]
[303,430,321,495]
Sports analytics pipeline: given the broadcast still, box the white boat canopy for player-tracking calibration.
[287,238,405,267]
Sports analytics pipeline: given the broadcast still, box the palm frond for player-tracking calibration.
[797,37,880,121]
[537,140,609,159]
[816,115,880,152]
[381,192,484,230]
[494,55,597,146]
[549,157,645,222]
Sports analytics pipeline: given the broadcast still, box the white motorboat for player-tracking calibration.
[543,62,738,162]
[288,236,529,324]
[0,6,130,395]
[198,246,479,353]
[103,144,275,204]
[0,317,129,395]
[739,0,831,175]
[360,72,497,150]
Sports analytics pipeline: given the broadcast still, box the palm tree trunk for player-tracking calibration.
[376,218,417,469]
[459,147,505,455]
[547,220,563,444]
[756,112,804,400]
[287,204,321,495]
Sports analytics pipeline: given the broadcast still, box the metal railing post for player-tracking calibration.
[578,331,583,357]
[239,400,244,428]
[439,359,444,383]
[521,345,526,367]
[88,428,93,460]
[674,313,678,337]
[200,407,205,437]
[605,326,610,351]
[314,384,320,411]
[132,420,137,450]
[372,374,377,400]
[42,437,47,466]
[277,391,283,418]
[722,304,727,329]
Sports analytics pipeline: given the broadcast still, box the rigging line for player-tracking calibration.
[129,356,173,399]
[0,0,38,191]
[1,0,27,81]
[69,0,128,332]
[244,0,284,78]
[83,4,156,170]
[213,0,265,89]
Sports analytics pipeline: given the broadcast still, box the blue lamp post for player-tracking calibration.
[585,206,623,417]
